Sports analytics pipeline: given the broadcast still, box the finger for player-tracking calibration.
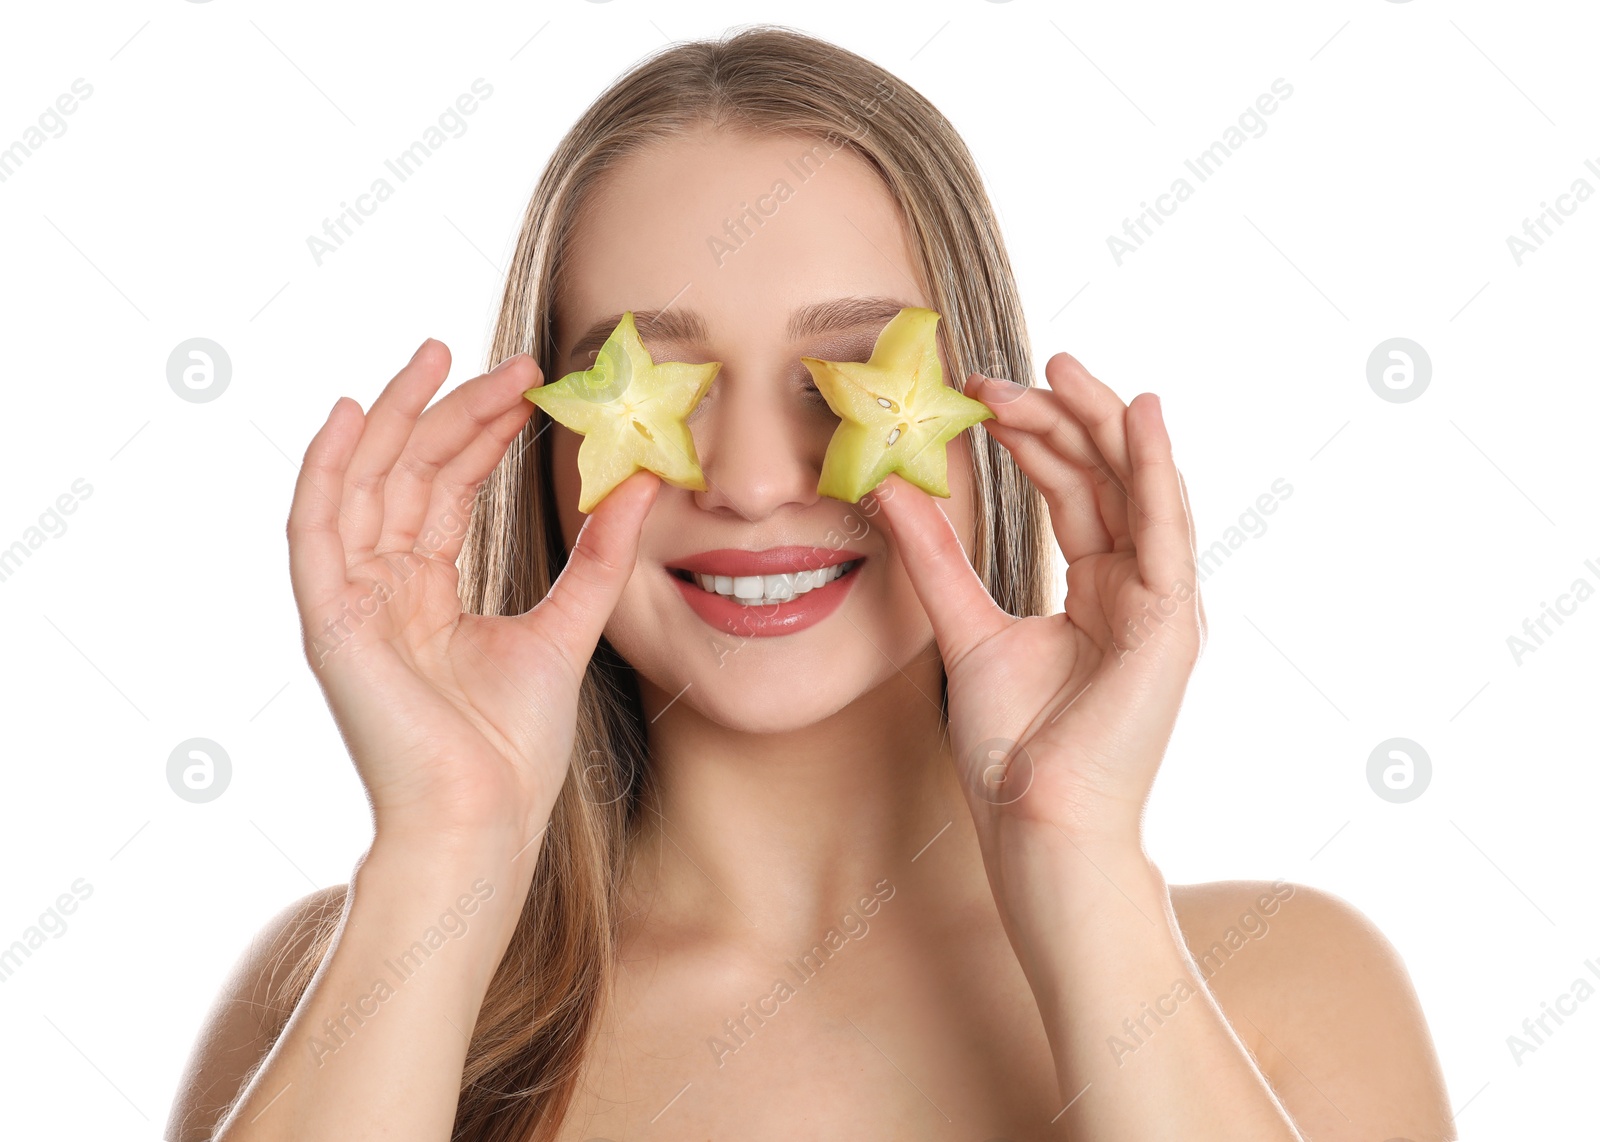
[967,371,1133,548]
[979,416,1114,562]
[528,469,661,672]
[288,397,363,617]
[867,473,1010,669]
[1175,467,1199,570]
[340,338,452,560]
[964,375,1116,562]
[1175,468,1207,646]
[1042,355,1152,547]
[1042,352,1132,483]
[378,354,537,554]
[963,372,1112,476]
[416,402,536,565]
[1040,352,1156,545]
[1126,394,1195,599]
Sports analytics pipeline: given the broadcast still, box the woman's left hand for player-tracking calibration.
[869,351,1204,868]
[873,356,1446,1140]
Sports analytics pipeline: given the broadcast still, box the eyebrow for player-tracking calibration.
[561,294,918,363]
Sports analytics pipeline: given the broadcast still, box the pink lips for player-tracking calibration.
[666,546,865,638]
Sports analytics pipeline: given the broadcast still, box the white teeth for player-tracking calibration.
[766,573,797,601]
[731,575,763,599]
[686,561,855,605]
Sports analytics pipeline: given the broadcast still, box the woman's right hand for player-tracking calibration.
[286,338,658,856]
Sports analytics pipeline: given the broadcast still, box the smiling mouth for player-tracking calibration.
[669,560,862,607]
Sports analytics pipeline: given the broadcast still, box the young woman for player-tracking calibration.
[169,26,1452,1142]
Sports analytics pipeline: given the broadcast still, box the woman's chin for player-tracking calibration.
[631,660,875,735]
[608,592,933,733]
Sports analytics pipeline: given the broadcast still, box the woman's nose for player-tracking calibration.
[690,381,823,521]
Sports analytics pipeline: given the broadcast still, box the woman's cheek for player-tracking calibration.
[601,608,645,670]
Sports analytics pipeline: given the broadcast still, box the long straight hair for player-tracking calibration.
[268,24,1053,1140]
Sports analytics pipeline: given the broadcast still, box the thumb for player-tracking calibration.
[868,473,1009,668]
[531,469,660,666]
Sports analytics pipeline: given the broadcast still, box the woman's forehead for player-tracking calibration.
[557,128,925,354]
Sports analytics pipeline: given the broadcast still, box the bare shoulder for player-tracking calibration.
[1168,879,1454,1139]
[165,883,350,1142]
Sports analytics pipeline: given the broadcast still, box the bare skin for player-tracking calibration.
[168,125,1453,1142]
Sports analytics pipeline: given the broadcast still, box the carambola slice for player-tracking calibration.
[801,306,994,503]
[525,311,720,512]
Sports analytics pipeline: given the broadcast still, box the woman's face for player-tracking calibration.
[550,124,977,733]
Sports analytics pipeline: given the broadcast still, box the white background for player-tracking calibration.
[1,2,1595,1139]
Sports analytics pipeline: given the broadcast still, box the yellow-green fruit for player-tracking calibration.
[801,307,994,503]
[524,311,719,513]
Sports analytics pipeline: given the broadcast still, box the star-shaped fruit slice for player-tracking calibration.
[525,311,720,512]
[801,306,994,503]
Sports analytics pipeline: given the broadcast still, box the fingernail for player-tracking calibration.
[985,374,1025,390]
[490,352,528,375]
[411,338,433,361]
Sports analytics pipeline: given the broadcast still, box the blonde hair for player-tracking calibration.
[271,24,1052,1140]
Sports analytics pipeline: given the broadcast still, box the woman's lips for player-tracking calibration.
[665,547,865,638]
